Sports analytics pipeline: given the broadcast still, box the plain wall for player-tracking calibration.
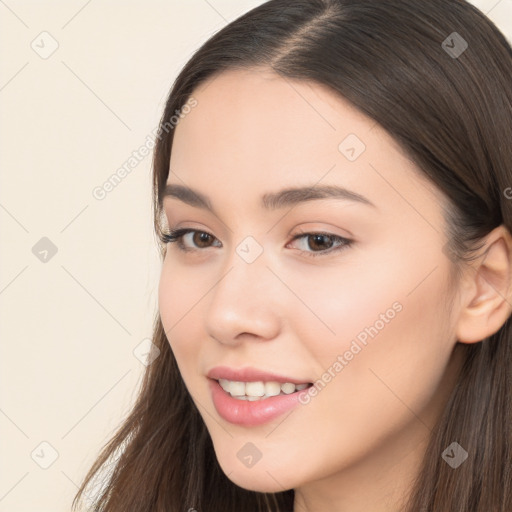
[0,1,510,510]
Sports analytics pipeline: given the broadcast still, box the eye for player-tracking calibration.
[287,232,353,258]
[160,228,353,258]
[160,228,220,252]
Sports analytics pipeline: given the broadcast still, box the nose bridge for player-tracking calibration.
[204,243,281,342]
[214,232,271,300]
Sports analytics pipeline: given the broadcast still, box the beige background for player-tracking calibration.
[0,1,510,510]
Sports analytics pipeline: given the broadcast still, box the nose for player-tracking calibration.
[204,254,282,346]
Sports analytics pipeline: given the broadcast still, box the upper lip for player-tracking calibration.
[207,365,312,384]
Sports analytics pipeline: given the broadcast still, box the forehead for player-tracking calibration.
[168,68,445,223]
[172,68,379,165]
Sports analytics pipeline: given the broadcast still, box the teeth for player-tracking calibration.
[245,381,265,396]
[228,380,245,396]
[281,382,296,394]
[218,379,310,400]
[264,381,281,396]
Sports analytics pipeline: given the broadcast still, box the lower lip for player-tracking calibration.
[208,378,311,426]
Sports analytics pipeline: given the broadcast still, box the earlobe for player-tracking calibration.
[455,225,512,344]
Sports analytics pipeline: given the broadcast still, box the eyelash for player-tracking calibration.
[159,228,353,258]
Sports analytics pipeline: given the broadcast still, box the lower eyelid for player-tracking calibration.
[183,230,220,249]
[167,229,352,256]
[313,239,351,255]
[289,233,349,246]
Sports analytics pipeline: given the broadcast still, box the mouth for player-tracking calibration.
[207,377,314,426]
[212,378,314,401]
[206,365,315,424]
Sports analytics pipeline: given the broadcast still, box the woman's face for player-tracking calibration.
[158,68,464,495]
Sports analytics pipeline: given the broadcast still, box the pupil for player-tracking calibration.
[310,234,332,251]
[194,232,211,247]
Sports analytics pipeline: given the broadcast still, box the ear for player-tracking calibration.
[456,225,512,344]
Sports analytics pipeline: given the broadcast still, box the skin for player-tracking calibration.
[158,68,512,512]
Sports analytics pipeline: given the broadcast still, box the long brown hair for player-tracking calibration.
[72,1,512,510]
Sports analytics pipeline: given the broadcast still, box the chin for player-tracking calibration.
[213,452,298,493]
[226,471,293,494]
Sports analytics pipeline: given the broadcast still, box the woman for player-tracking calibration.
[73,0,512,510]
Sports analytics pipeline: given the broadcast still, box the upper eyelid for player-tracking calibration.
[171,229,352,261]
[167,227,349,239]
[167,228,351,249]
[162,203,358,237]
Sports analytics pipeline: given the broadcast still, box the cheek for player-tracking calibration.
[158,256,209,329]
[284,250,455,448]
[304,268,453,432]
[158,259,207,372]
[277,256,400,359]
[158,261,179,338]
[286,238,453,372]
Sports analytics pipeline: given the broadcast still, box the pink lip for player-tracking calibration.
[206,366,313,427]
[208,378,311,426]
[206,365,311,385]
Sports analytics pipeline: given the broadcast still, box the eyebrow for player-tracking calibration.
[162,183,376,212]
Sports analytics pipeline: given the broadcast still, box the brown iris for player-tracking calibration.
[306,234,334,252]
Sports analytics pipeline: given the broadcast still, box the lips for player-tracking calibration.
[206,365,312,385]
[206,365,314,426]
